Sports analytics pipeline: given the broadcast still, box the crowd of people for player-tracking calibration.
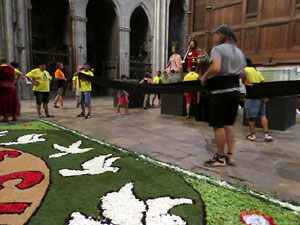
[0,24,277,168]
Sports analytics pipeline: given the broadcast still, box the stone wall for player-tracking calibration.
[1,0,189,98]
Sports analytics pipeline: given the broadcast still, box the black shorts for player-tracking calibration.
[34,91,50,105]
[209,91,239,128]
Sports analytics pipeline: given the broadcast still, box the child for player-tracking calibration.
[116,74,131,115]
[152,71,164,106]
[72,66,82,108]
[54,63,67,109]
[183,66,199,119]
[139,72,153,109]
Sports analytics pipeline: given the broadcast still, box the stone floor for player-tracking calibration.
[18,96,300,203]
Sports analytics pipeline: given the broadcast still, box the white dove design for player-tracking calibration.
[59,154,121,177]
[146,197,193,225]
[0,131,8,137]
[101,182,146,225]
[67,182,193,225]
[0,134,46,146]
[49,141,94,158]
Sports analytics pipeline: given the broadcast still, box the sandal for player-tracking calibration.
[225,153,235,166]
[46,114,54,118]
[77,113,85,117]
[246,134,256,141]
[204,154,226,167]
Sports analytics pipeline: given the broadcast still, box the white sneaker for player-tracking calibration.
[264,134,273,142]
[246,134,256,141]
[296,109,300,114]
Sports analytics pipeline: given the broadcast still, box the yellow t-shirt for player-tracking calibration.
[14,68,22,74]
[79,70,94,92]
[26,68,52,92]
[153,76,165,84]
[245,67,264,83]
[72,75,80,89]
[183,72,199,81]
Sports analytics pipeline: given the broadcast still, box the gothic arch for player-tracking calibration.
[84,0,121,23]
[130,2,152,33]
[86,0,120,94]
[168,0,188,10]
[168,0,188,57]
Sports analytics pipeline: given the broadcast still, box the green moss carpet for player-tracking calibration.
[0,121,299,225]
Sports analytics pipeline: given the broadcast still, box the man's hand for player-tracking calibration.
[33,81,40,86]
[244,81,253,87]
[200,75,207,86]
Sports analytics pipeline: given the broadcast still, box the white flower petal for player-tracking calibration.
[243,214,271,225]
[0,134,46,146]
[146,197,193,225]
[68,212,108,225]
[59,155,120,177]
[101,182,146,225]
[49,141,94,158]
[0,131,8,137]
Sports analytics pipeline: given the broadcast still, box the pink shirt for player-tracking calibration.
[166,54,183,74]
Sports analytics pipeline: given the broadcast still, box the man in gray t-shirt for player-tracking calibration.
[201,25,246,168]
[210,44,246,77]
[207,43,246,94]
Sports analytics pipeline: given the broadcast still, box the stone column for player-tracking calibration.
[17,0,29,73]
[72,15,87,67]
[153,0,168,75]
[119,26,130,77]
[3,0,14,62]
[0,2,5,58]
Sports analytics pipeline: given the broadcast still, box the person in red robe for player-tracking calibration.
[183,40,198,71]
[0,59,18,122]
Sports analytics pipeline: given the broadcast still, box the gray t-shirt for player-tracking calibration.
[210,43,246,76]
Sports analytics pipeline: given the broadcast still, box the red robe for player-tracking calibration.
[0,65,18,115]
[187,50,198,69]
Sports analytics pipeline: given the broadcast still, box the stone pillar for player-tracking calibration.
[0,2,5,58]
[17,0,29,73]
[119,26,130,77]
[72,15,87,67]
[3,0,14,62]
[153,0,168,75]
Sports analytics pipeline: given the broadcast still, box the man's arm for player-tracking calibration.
[14,71,23,83]
[241,70,253,86]
[200,58,221,86]
[26,76,39,86]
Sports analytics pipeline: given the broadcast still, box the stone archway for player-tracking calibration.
[130,6,152,80]
[86,0,119,95]
[168,0,187,58]
[30,0,73,77]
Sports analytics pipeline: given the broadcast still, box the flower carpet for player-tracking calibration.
[0,121,299,225]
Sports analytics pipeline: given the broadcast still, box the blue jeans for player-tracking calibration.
[244,99,266,118]
[80,91,91,107]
